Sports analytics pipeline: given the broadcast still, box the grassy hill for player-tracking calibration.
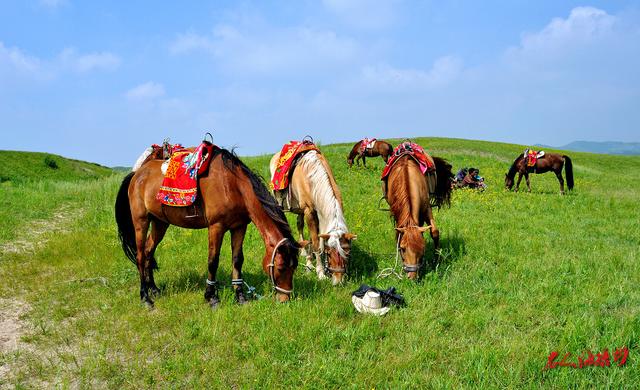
[0,150,113,183]
[1,137,639,388]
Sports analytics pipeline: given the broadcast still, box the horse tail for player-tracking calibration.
[432,156,453,208]
[115,172,137,265]
[564,155,574,190]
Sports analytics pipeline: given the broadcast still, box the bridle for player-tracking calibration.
[267,238,294,295]
[397,225,429,273]
[318,236,349,275]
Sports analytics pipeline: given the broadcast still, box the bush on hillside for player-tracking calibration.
[44,156,59,169]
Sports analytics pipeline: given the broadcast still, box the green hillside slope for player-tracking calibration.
[1,137,639,388]
[0,150,113,183]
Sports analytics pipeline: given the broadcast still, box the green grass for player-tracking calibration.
[1,137,639,388]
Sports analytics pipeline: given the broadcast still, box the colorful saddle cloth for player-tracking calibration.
[156,141,216,207]
[360,138,377,152]
[381,142,435,180]
[524,149,545,167]
[271,140,319,191]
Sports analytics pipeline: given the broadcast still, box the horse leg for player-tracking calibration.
[362,155,367,167]
[230,225,248,305]
[297,214,313,272]
[305,209,326,280]
[525,173,531,192]
[426,207,440,268]
[144,219,169,296]
[515,173,523,192]
[205,223,225,309]
[555,170,565,195]
[133,216,153,307]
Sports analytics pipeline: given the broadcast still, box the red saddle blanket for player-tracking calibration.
[156,141,215,206]
[525,150,539,167]
[381,142,435,180]
[271,140,319,190]
[360,138,377,152]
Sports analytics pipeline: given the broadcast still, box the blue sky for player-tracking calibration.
[1,1,639,166]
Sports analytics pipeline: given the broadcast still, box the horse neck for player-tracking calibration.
[300,152,348,236]
[391,159,421,228]
[235,173,287,247]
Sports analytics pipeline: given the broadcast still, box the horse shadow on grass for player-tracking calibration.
[425,230,466,278]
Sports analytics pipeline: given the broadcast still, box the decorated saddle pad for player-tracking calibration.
[156,141,216,206]
[271,140,319,191]
[381,142,435,181]
[524,149,544,167]
[360,138,377,152]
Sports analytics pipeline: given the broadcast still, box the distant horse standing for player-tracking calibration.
[347,139,393,167]
[270,148,356,285]
[116,145,299,308]
[384,148,453,279]
[505,151,574,194]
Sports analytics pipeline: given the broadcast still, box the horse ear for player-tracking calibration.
[298,240,310,248]
[344,233,357,241]
[318,233,331,240]
[395,227,406,233]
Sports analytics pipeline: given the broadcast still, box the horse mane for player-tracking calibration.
[212,147,295,244]
[347,141,361,160]
[388,157,418,228]
[132,147,154,171]
[431,156,453,209]
[506,154,523,180]
[297,150,348,256]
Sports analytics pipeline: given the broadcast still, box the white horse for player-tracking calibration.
[270,150,356,285]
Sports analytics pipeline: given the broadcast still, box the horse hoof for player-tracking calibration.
[317,271,328,280]
[142,299,154,310]
[150,287,161,296]
[209,298,221,310]
[236,295,248,305]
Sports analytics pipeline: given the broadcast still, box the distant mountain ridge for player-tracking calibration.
[535,141,640,155]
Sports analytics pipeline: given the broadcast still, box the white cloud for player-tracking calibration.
[59,48,121,72]
[169,25,361,75]
[323,0,398,30]
[0,41,41,73]
[362,56,463,89]
[506,6,618,68]
[125,82,166,100]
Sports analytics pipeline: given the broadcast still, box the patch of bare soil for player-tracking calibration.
[0,205,83,255]
[0,298,31,386]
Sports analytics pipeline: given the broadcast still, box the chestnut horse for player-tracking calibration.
[347,139,393,167]
[384,155,453,279]
[270,149,356,285]
[115,146,299,308]
[505,152,574,194]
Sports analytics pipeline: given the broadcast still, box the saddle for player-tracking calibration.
[156,139,216,207]
[360,138,377,153]
[381,141,437,199]
[524,149,545,167]
[271,138,319,210]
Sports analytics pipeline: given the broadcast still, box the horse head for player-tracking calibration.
[504,173,514,190]
[395,226,429,279]
[263,238,299,302]
[319,232,357,285]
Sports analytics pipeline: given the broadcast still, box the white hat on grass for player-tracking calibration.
[351,290,391,316]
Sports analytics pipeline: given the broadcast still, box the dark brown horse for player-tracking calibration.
[384,155,453,279]
[347,139,393,167]
[505,152,574,194]
[115,146,299,308]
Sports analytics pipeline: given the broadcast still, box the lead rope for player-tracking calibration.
[376,234,403,279]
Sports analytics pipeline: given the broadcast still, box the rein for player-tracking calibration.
[267,238,294,295]
[377,225,430,279]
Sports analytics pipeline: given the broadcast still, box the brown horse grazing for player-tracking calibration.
[270,149,356,285]
[115,147,299,308]
[384,155,453,279]
[347,139,393,167]
[505,152,574,194]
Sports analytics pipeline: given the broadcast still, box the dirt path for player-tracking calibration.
[0,204,84,386]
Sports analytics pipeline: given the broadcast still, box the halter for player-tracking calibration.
[317,237,349,275]
[267,238,294,295]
